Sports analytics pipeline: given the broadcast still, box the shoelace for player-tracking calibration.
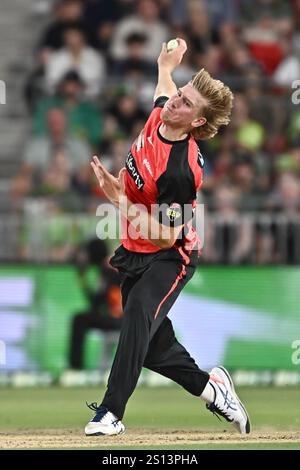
[86,401,105,413]
[206,402,234,423]
[86,402,120,426]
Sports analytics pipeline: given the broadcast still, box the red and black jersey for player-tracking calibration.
[122,96,204,254]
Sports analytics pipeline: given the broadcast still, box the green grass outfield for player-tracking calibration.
[0,386,299,450]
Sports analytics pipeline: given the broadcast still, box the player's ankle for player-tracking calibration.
[200,374,225,404]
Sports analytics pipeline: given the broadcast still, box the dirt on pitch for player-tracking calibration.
[1,428,300,449]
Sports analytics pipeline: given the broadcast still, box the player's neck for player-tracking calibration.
[159,123,188,142]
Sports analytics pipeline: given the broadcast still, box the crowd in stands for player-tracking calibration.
[11,0,300,263]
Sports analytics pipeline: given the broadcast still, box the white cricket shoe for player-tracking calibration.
[206,366,251,434]
[85,402,125,436]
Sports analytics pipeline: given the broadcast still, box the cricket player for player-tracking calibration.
[86,38,250,435]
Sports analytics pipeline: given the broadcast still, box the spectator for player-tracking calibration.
[91,133,130,199]
[231,94,265,153]
[269,174,300,263]
[106,134,130,176]
[105,91,147,139]
[203,149,233,193]
[232,152,258,210]
[45,25,106,98]
[240,0,293,75]
[205,0,238,35]
[69,238,123,370]
[83,0,136,30]
[110,0,169,62]
[111,32,157,78]
[288,110,300,144]
[292,0,300,56]
[83,0,137,60]
[33,71,103,148]
[204,185,253,264]
[273,40,300,88]
[225,45,261,78]
[167,0,188,28]
[186,0,214,53]
[272,173,300,214]
[12,108,91,198]
[192,44,223,77]
[239,0,292,27]
[38,0,94,53]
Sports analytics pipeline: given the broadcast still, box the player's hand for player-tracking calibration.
[118,167,126,193]
[91,156,125,207]
[157,38,187,72]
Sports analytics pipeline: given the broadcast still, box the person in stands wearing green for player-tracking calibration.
[33,71,103,149]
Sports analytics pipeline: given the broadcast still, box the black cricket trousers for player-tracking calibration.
[101,246,209,419]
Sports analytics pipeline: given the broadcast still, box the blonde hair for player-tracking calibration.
[191,68,234,140]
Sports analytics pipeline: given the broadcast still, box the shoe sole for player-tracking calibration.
[85,428,125,437]
[217,366,251,434]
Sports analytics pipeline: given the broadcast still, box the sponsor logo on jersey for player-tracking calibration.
[166,203,182,223]
[126,151,145,191]
[143,158,153,176]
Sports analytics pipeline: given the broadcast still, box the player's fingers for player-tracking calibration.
[118,167,125,179]
[118,167,126,193]
[93,155,100,163]
[91,162,104,186]
[93,155,104,169]
[91,160,104,178]
[176,38,187,51]
[91,161,100,179]
[93,155,112,178]
[93,155,105,172]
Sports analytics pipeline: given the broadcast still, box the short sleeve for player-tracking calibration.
[155,142,197,227]
[192,146,204,191]
[141,96,169,133]
[154,96,169,108]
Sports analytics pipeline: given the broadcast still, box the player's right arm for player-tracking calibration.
[154,38,187,102]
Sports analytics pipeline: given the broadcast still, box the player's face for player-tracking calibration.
[161,83,207,130]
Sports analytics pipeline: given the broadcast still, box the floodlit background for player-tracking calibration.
[0,0,300,450]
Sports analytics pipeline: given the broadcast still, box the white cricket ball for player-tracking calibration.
[167,39,179,52]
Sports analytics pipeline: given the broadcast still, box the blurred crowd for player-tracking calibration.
[10,0,300,263]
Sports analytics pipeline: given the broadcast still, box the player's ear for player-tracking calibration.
[191,116,206,129]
